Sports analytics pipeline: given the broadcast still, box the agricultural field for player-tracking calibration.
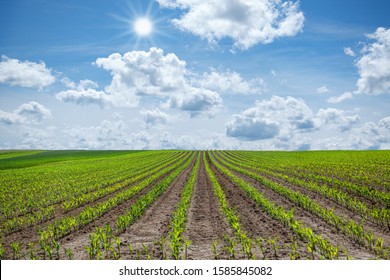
[0,150,389,260]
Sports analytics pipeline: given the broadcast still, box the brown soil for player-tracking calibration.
[184,153,233,260]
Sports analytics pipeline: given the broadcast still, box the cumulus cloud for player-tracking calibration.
[56,80,109,107]
[316,86,329,93]
[95,48,187,99]
[197,69,265,94]
[226,116,279,140]
[327,92,353,104]
[158,0,304,50]
[165,87,222,116]
[313,116,390,150]
[226,96,315,141]
[316,108,360,132]
[92,48,228,114]
[141,108,170,127]
[355,27,390,95]
[0,56,55,89]
[0,102,51,125]
[344,47,355,57]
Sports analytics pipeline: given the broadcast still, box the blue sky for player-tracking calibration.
[0,0,389,150]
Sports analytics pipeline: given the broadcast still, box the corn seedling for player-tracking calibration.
[267,237,281,259]
[183,237,191,260]
[28,242,37,260]
[114,237,121,259]
[223,235,237,259]
[64,248,73,260]
[255,237,267,260]
[0,243,4,260]
[288,238,300,260]
[11,242,22,260]
[212,240,219,260]
[52,240,60,260]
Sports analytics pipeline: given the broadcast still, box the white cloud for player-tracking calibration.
[226,96,315,141]
[313,116,390,150]
[226,116,279,140]
[197,69,265,94]
[327,92,353,103]
[316,85,329,93]
[355,27,390,95]
[316,108,359,132]
[0,55,55,89]
[158,0,304,50]
[344,47,356,57]
[0,101,51,125]
[92,48,224,114]
[95,47,187,99]
[56,80,109,108]
[0,110,24,125]
[165,87,222,116]
[141,108,170,127]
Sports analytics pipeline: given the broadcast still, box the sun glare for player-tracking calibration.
[134,17,153,37]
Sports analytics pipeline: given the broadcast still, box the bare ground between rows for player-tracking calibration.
[183,154,234,260]
[207,156,311,260]
[253,169,390,247]
[2,155,184,254]
[212,155,376,259]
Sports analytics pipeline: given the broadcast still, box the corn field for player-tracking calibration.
[0,150,389,260]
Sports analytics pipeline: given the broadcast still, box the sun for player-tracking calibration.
[134,17,153,37]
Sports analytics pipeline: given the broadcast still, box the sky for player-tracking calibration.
[0,0,389,150]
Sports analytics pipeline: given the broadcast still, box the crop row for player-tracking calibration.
[168,152,200,259]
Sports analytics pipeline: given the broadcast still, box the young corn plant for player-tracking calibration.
[212,240,219,260]
[183,238,192,260]
[52,240,60,260]
[255,237,267,260]
[114,237,121,259]
[155,236,167,260]
[267,237,281,259]
[223,235,237,259]
[11,242,22,260]
[0,243,4,260]
[128,244,134,259]
[64,248,73,260]
[289,238,300,260]
[28,242,37,260]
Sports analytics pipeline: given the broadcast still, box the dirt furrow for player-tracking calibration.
[184,153,233,260]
